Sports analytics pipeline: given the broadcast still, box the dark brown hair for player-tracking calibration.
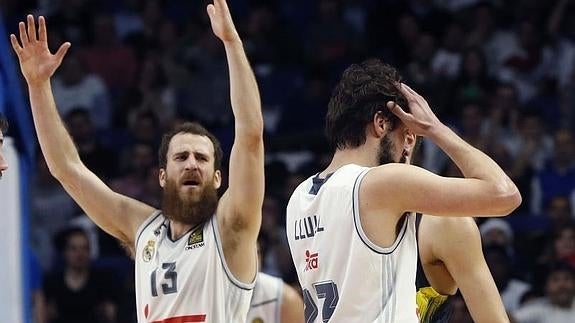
[0,113,8,134]
[325,59,408,149]
[158,122,223,170]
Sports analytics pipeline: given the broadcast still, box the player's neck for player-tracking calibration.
[321,146,378,177]
[169,220,195,241]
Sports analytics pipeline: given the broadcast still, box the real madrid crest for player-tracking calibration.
[142,240,156,262]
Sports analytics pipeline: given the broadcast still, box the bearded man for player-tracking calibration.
[11,0,264,321]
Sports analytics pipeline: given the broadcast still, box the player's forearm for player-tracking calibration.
[28,81,82,177]
[223,40,264,140]
[429,124,521,214]
[463,287,510,323]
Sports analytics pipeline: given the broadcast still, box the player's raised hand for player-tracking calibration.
[207,0,240,43]
[386,83,442,137]
[9,15,70,85]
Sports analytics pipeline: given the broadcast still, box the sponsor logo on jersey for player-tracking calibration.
[305,249,319,271]
[143,240,155,262]
[294,215,324,240]
[185,227,205,250]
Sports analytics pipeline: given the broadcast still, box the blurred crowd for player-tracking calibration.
[2,0,575,322]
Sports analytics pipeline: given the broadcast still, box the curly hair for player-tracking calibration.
[325,59,408,149]
[158,122,223,170]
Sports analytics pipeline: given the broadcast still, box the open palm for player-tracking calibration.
[207,0,240,43]
[10,15,70,85]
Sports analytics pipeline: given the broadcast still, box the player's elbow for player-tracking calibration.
[489,185,522,216]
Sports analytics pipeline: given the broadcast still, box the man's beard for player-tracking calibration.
[162,178,219,226]
[377,134,405,165]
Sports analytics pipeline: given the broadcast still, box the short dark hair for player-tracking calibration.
[545,262,575,283]
[0,113,8,134]
[325,59,408,149]
[158,122,223,170]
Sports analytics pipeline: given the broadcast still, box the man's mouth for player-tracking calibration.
[182,179,200,187]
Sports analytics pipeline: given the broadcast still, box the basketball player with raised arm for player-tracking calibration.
[10,0,264,321]
[286,59,521,322]
[0,113,8,178]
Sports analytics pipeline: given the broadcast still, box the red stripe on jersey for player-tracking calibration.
[151,315,207,323]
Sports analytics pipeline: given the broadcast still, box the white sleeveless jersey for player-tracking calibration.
[135,212,255,322]
[286,164,418,323]
[246,272,283,323]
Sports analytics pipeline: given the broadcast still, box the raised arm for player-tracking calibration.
[422,216,509,323]
[362,84,521,217]
[10,15,153,247]
[207,0,264,282]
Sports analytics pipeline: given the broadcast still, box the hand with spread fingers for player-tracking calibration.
[10,15,70,85]
[386,83,442,137]
[207,0,241,43]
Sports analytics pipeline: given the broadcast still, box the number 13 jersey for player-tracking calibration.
[135,212,255,322]
[286,164,418,323]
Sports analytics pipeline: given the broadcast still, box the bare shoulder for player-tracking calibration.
[360,163,413,201]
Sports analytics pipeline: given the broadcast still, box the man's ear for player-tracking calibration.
[372,111,387,138]
[159,168,166,188]
[403,128,417,158]
[213,170,222,189]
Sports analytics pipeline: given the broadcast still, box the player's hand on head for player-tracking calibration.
[207,0,240,43]
[9,15,70,85]
[386,83,441,137]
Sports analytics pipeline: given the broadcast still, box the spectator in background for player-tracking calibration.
[304,0,359,70]
[498,20,554,103]
[132,54,177,130]
[502,110,552,213]
[44,227,118,323]
[52,51,111,130]
[64,108,117,180]
[513,262,575,323]
[484,245,531,312]
[544,196,574,233]
[480,218,515,251]
[538,225,575,270]
[503,109,553,172]
[78,13,138,91]
[109,142,156,200]
[484,82,521,140]
[431,22,464,81]
[531,129,575,215]
[555,226,575,268]
[126,109,162,149]
[47,0,93,46]
[30,152,81,270]
[453,48,493,112]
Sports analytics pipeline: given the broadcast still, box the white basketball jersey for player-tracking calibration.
[246,272,283,323]
[286,164,418,323]
[135,211,255,322]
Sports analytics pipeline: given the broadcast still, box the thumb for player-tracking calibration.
[55,42,71,63]
[387,101,410,120]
